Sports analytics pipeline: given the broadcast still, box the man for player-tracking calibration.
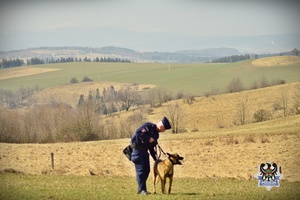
[130,117,171,195]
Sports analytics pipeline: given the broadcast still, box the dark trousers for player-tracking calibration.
[131,149,150,192]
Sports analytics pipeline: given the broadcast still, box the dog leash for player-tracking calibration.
[156,143,167,159]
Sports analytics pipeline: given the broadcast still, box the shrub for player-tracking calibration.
[244,134,256,143]
[204,139,214,146]
[271,78,286,86]
[81,133,100,141]
[253,109,271,122]
[70,77,79,84]
[226,77,244,93]
[273,101,282,111]
[225,135,239,145]
[82,76,93,82]
[260,134,270,143]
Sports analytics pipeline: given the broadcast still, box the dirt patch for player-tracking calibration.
[251,56,300,67]
[0,67,60,80]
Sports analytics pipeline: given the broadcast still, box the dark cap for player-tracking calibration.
[161,117,171,129]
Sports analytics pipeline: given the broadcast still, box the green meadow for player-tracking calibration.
[1,60,299,95]
[1,173,299,200]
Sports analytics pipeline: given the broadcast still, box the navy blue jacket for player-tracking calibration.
[131,122,159,161]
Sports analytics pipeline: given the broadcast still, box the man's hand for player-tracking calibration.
[149,137,155,143]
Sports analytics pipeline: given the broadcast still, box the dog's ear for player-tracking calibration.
[179,156,184,160]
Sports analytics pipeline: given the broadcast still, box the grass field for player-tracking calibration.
[1,56,300,199]
[1,173,299,200]
[1,56,299,95]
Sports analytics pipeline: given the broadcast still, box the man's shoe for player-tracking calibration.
[140,190,151,195]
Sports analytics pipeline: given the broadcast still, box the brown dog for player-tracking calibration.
[153,153,184,194]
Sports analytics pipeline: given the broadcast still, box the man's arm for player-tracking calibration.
[149,143,157,161]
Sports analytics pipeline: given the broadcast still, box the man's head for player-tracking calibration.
[156,117,171,132]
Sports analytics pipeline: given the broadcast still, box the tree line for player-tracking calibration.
[0,56,132,68]
[209,54,251,63]
[208,48,299,63]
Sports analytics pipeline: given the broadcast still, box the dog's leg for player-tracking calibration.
[168,177,173,194]
[154,176,160,194]
[153,175,156,194]
[153,171,157,194]
[161,177,166,194]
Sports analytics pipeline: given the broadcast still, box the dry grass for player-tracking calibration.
[0,67,60,80]
[251,56,300,67]
[145,82,300,133]
[1,116,299,182]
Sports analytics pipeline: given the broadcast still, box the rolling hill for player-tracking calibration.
[0,56,299,183]
[0,89,299,181]
[0,56,299,96]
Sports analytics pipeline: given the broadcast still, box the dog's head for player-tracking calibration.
[167,153,184,165]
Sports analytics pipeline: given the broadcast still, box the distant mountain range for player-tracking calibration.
[1,26,299,54]
[0,45,297,63]
[0,27,299,63]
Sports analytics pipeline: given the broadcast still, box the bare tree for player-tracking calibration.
[156,86,168,106]
[182,91,195,105]
[119,111,145,138]
[292,84,300,114]
[226,77,244,93]
[280,90,289,117]
[75,101,100,141]
[103,86,118,114]
[253,109,272,122]
[260,76,269,88]
[249,80,259,90]
[145,88,157,108]
[165,102,184,133]
[292,48,299,56]
[117,84,140,111]
[235,95,249,125]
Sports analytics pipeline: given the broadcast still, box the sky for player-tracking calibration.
[0,0,299,51]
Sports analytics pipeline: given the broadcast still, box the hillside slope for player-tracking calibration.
[252,56,300,67]
[127,82,300,133]
[0,83,300,182]
[0,115,299,182]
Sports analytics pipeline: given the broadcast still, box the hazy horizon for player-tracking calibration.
[0,0,299,52]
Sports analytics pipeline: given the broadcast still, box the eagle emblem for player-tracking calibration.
[254,161,283,191]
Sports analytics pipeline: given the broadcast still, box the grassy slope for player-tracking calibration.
[0,58,299,95]
[142,82,300,132]
[0,114,299,181]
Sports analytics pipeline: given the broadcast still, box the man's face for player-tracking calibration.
[158,125,166,132]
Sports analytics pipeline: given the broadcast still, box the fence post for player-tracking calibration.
[51,153,54,170]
